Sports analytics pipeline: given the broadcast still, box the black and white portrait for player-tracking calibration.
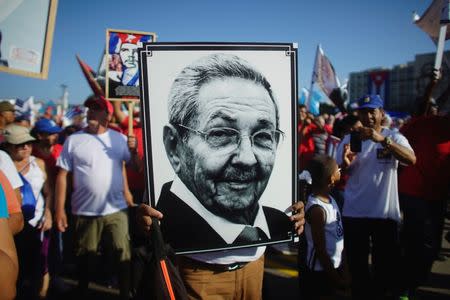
[139,43,298,254]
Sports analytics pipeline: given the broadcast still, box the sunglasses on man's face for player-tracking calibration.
[14,142,33,149]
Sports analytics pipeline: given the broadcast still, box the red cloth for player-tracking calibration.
[398,115,450,202]
[298,123,331,169]
[120,117,145,191]
[32,144,63,182]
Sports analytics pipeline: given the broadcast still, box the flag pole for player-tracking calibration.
[434,24,448,70]
[128,101,134,135]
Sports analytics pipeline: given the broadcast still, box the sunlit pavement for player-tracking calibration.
[46,216,450,300]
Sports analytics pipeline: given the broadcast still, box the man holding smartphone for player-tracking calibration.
[336,94,416,299]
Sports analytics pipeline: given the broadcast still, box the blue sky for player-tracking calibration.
[0,0,445,104]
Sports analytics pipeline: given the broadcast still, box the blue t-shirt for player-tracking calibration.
[0,184,8,218]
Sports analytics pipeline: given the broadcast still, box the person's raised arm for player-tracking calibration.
[127,135,144,173]
[112,100,127,124]
[418,69,440,116]
[55,169,69,232]
[359,127,416,166]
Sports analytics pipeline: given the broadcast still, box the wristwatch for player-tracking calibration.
[382,136,392,148]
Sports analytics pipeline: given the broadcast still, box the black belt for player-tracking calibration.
[178,256,249,272]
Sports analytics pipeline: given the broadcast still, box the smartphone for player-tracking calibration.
[350,131,362,153]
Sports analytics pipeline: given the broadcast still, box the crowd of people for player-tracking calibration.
[0,67,448,300]
[298,70,449,299]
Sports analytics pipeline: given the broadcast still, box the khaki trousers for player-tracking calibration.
[177,255,264,300]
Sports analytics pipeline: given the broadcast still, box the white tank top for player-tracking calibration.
[305,195,344,271]
[21,156,45,227]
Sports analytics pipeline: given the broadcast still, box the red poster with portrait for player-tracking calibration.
[106,29,156,101]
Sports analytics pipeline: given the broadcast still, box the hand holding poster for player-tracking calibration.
[138,43,298,254]
[106,29,156,101]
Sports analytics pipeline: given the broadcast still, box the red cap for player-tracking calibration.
[84,96,114,115]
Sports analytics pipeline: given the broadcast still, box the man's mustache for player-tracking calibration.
[219,166,260,182]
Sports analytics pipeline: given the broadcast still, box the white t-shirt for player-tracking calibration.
[0,150,22,189]
[336,128,413,221]
[171,177,266,264]
[22,156,45,227]
[305,195,344,271]
[57,129,131,216]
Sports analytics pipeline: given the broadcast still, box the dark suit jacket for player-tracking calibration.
[156,181,293,253]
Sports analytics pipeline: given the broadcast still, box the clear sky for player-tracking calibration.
[0,0,445,104]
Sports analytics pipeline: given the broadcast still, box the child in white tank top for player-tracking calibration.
[301,154,350,299]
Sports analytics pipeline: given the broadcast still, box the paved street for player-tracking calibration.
[48,217,450,300]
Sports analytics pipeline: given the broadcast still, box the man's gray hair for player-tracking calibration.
[168,53,279,128]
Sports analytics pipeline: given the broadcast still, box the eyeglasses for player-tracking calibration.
[176,124,284,153]
[14,142,32,149]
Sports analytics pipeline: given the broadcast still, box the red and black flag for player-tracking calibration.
[76,54,104,97]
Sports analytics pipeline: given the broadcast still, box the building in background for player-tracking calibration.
[348,50,450,112]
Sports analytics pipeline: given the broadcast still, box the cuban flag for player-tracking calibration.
[368,71,389,106]
[14,96,35,123]
[108,32,152,54]
[62,105,85,127]
[306,45,341,115]
[64,106,84,119]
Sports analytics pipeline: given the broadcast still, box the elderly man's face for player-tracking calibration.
[178,77,277,214]
[358,107,384,129]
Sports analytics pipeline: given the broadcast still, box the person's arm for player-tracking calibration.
[127,135,144,172]
[309,206,346,288]
[122,163,134,207]
[7,213,23,236]
[112,100,126,124]
[299,117,312,138]
[359,127,416,166]
[415,69,440,116]
[4,181,23,234]
[0,218,18,300]
[55,169,69,232]
[13,188,22,206]
[36,159,52,232]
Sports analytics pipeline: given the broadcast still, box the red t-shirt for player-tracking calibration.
[120,117,145,191]
[398,115,450,201]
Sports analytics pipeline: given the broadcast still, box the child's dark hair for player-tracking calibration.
[306,154,337,190]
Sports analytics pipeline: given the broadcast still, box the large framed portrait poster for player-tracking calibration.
[0,0,58,79]
[106,29,156,101]
[139,43,298,254]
